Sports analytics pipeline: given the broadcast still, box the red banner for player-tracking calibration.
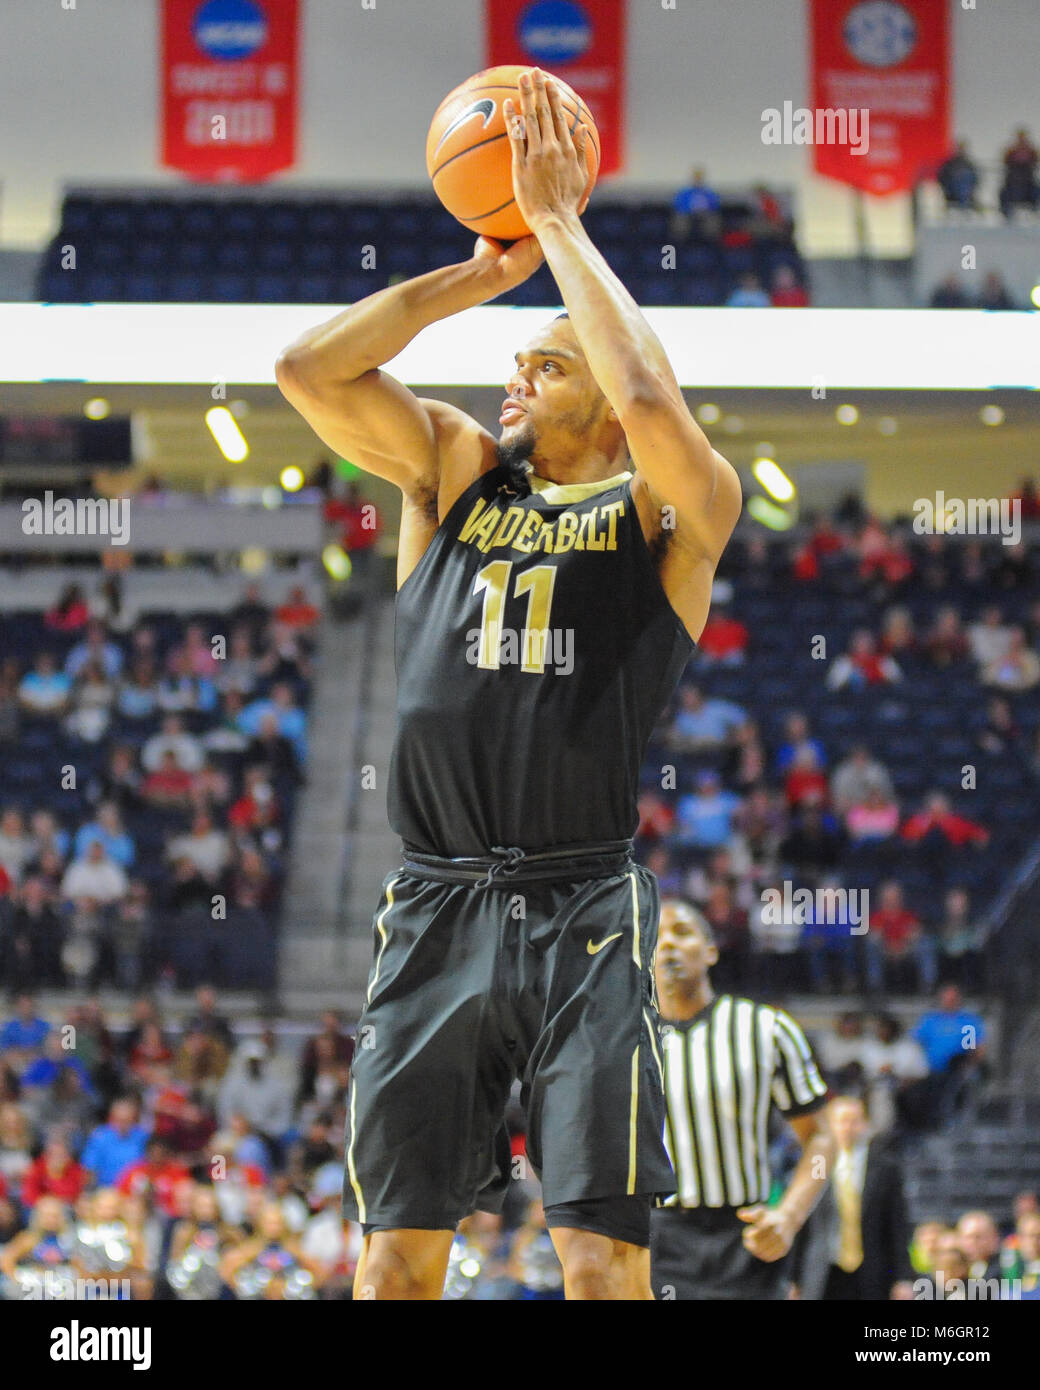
[809,0,950,195]
[485,0,625,177]
[161,0,298,182]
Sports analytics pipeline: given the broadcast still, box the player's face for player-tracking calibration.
[500,323,611,465]
[655,904,717,989]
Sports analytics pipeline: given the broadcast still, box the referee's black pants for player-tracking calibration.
[823,1265,865,1300]
[651,1206,790,1301]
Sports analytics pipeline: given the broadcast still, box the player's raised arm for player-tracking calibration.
[505,69,741,561]
[275,236,543,492]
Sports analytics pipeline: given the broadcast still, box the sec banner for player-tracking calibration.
[161,0,299,182]
[809,0,951,195]
[485,0,626,177]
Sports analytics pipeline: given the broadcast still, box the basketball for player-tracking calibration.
[426,64,601,241]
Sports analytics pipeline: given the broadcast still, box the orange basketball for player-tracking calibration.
[426,65,600,241]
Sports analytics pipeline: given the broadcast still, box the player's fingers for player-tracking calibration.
[517,71,542,151]
[736,1205,763,1223]
[545,79,572,147]
[529,67,555,145]
[503,99,526,161]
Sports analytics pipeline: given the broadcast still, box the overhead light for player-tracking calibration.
[322,544,353,582]
[280,465,304,492]
[229,399,250,418]
[721,415,744,434]
[1031,284,1040,309]
[752,457,795,503]
[697,403,721,424]
[980,404,1005,426]
[205,406,248,462]
[878,416,898,435]
[836,404,859,425]
[84,397,110,420]
[747,495,794,530]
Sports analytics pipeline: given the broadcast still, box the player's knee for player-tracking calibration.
[357,1244,439,1300]
[559,1233,628,1300]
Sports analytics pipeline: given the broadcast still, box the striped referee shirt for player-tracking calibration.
[659,995,827,1209]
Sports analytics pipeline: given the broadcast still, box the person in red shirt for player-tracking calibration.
[116,1138,191,1218]
[770,266,810,307]
[635,790,675,846]
[141,751,195,808]
[901,792,989,849]
[697,609,749,665]
[869,880,931,993]
[274,585,319,631]
[784,746,829,809]
[20,1136,88,1207]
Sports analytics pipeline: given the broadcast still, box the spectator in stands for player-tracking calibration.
[20,1134,87,1208]
[667,684,746,752]
[214,628,260,697]
[228,847,277,911]
[967,605,1013,669]
[917,534,953,593]
[913,984,987,1124]
[865,1014,930,1134]
[64,660,116,743]
[870,880,935,995]
[923,606,970,668]
[778,805,845,887]
[1011,477,1040,522]
[724,719,768,793]
[845,784,900,846]
[229,582,270,652]
[157,649,218,715]
[142,751,196,810]
[879,606,916,660]
[116,1137,191,1219]
[936,140,980,211]
[245,713,303,788]
[0,808,33,883]
[89,575,134,634]
[976,695,1022,757]
[166,811,230,883]
[990,539,1035,592]
[0,1102,33,1193]
[203,689,252,756]
[831,744,894,816]
[775,711,828,775]
[726,272,770,307]
[749,183,791,239]
[978,271,1017,310]
[929,274,971,308]
[142,714,204,774]
[182,985,235,1054]
[935,887,985,992]
[1002,1212,1040,1294]
[769,265,809,307]
[4,877,64,989]
[901,790,989,852]
[44,583,90,632]
[826,629,902,690]
[60,837,129,905]
[783,745,829,810]
[111,880,153,993]
[815,1011,873,1093]
[127,1021,173,1089]
[0,994,50,1063]
[635,788,675,849]
[671,167,721,239]
[700,880,751,995]
[65,619,122,680]
[217,1042,294,1165]
[17,652,71,717]
[19,1028,94,1110]
[27,810,69,865]
[644,845,684,897]
[81,1097,150,1188]
[87,744,143,815]
[695,604,749,665]
[674,770,742,851]
[239,682,307,766]
[981,626,1040,690]
[956,1211,1003,1284]
[256,620,313,689]
[999,127,1039,217]
[228,767,282,839]
[276,585,319,632]
[73,801,135,869]
[116,656,161,722]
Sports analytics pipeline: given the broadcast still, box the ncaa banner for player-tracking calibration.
[485,0,626,177]
[809,0,950,195]
[161,0,299,181]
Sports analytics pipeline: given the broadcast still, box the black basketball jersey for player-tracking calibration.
[387,462,695,856]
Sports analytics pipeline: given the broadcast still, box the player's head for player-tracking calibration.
[655,897,717,991]
[498,314,625,473]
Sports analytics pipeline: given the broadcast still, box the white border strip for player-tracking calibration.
[0,303,1036,389]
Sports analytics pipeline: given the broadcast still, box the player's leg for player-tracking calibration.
[547,1203,654,1300]
[353,1228,455,1301]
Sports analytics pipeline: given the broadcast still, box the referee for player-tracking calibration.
[650,898,833,1300]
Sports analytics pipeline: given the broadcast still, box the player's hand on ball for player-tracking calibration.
[504,68,589,232]
[473,233,544,288]
[736,1205,797,1263]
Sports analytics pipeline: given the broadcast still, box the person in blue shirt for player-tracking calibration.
[65,622,123,680]
[239,681,308,765]
[726,273,771,308]
[913,984,987,1126]
[670,685,746,751]
[775,711,828,774]
[0,994,50,1054]
[19,1032,95,1099]
[675,771,742,849]
[72,802,136,869]
[81,1098,150,1187]
[17,653,72,716]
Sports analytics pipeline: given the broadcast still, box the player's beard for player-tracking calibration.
[496,416,537,492]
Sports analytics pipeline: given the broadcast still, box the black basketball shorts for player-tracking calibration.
[342,845,676,1234]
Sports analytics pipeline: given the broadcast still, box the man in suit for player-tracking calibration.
[791,1095,911,1299]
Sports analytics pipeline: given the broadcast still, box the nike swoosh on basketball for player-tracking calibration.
[586,932,623,955]
[434,98,496,156]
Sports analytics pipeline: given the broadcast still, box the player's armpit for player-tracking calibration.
[275,359,440,493]
[418,397,500,522]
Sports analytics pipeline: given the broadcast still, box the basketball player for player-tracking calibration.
[276,68,741,1300]
[652,899,832,1300]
